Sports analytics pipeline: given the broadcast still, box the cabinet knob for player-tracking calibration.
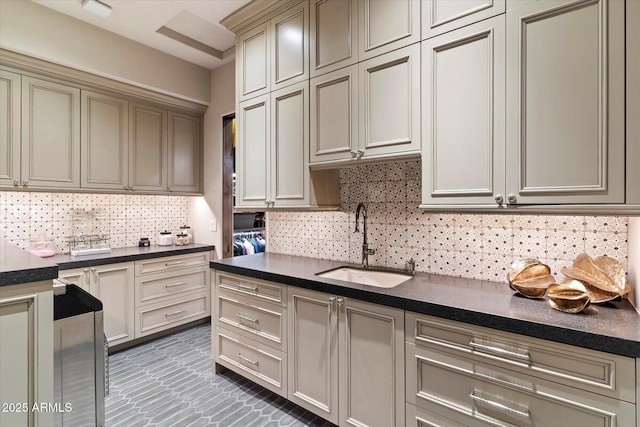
[336,297,345,305]
[356,149,364,160]
[13,180,19,186]
[350,150,358,158]
[507,194,517,204]
[22,180,28,187]
[494,194,504,205]
[329,296,337,304]
[83,269,89,273]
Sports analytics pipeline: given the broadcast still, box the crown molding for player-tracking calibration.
[221,0,303,34]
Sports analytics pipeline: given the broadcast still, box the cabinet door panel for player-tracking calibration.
[422,0,505,40]
[168,111,201,193]
[272,2,309,90]
[339,299,404,427]
[81,91,128,190]
[130,103,167,191]
[506,0,624,204]
[91,263,134,346]
[288,287,338,424]
[311,0,358,77]
[237,95,270,207]
[359,44,421,158]
[271,81,309,206]
[422,16,505,206]
[310,65,358,164]
[0,70,20,187]
[359,0,420,60]
[237,23,270,101]
[22,77,80,188]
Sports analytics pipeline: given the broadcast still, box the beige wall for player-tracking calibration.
[188,61,235,259]
[0,0,210,104]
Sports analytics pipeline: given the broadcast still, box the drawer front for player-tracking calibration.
[216,272,285,306]
[406,312,636,403]
[215,327,287,397]
[406,343,636,427]
[135,267,208,305]
[217,289,286,351]
[136,252,210,275]
[135,293,210,337]
[406,403,467,427]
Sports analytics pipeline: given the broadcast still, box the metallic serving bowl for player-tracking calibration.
[547,280,590,314]
[507,258,555,299]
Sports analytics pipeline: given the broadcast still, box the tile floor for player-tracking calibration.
[106,323,334,427]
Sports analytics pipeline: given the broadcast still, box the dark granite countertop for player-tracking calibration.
[53,243,215,270]
[211,253,640,358]
[0,238,58,286]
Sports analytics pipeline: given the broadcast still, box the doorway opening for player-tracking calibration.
[221,114,266,258]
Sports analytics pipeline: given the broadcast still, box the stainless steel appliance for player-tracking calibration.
[53,281,106,427]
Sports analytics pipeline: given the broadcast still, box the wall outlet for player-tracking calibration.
[210,220,217,232]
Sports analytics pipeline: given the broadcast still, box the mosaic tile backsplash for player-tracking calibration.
[0,192,189,254]
[267,160,629,283]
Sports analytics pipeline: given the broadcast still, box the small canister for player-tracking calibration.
[175,231,190,246]
[179,225,192,244]
[139,237,150,247]
[158,231,173,246]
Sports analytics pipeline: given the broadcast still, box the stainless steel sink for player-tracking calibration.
[316,266,412,288]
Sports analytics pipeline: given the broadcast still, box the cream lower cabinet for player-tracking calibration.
[213,272,288,396]
[0,281,54,427]
[134,252,211,338]
[59,262,135,346]
[405,313,636,426]
[288,286,405,427]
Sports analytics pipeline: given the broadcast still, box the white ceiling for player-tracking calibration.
[33,0,251,69]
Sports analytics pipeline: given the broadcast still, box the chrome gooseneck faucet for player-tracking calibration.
[355,202,375,269]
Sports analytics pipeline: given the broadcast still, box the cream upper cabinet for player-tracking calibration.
[421,16,506,207]
[310,65,359,164]
[359,43,421,160]
[236,1,309,101]
[0,69,20,188]
[271,1,309,91]
[81,90,129,190]
[129,102,168,192]
[168,111,201,193]
[237,82,339,209]
[21,76,80,189]
[505,0,625,205]
[237,22,271,102]
[236,94,270,208]
[422,0,505,40]
[358,0,421,60]
[288,287,404,427]
[627,0,640,206]
[310,0,358,77]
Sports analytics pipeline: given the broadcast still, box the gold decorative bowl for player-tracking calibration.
[507,258,554,299]
[561,253,630,301]
[547,280,590,314]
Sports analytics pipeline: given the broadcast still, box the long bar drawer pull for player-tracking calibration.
[469,341,530,362]
[236,353,259,366]
[165,261,186,266]
[237,284,259,292]
[165,310,186,317]
[165,282,186,288]
[469,391,530,419]
[237,314,259,324]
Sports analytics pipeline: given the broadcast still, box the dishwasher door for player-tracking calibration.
[53,283,105,427]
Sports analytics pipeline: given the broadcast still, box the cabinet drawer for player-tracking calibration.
[215,327,287,397]
[406,313,636,403]
[135,252,209,275]
[406,402,467,427]
[135,293,209,337]
[135,267,208,305]
[406,343,636,427]
[216,272,285,306]
[216,288,286,351]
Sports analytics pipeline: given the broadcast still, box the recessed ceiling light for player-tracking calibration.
[81,0,112,18]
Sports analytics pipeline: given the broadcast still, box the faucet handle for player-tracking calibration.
[367,248,376,255]
[406,258,416,275]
